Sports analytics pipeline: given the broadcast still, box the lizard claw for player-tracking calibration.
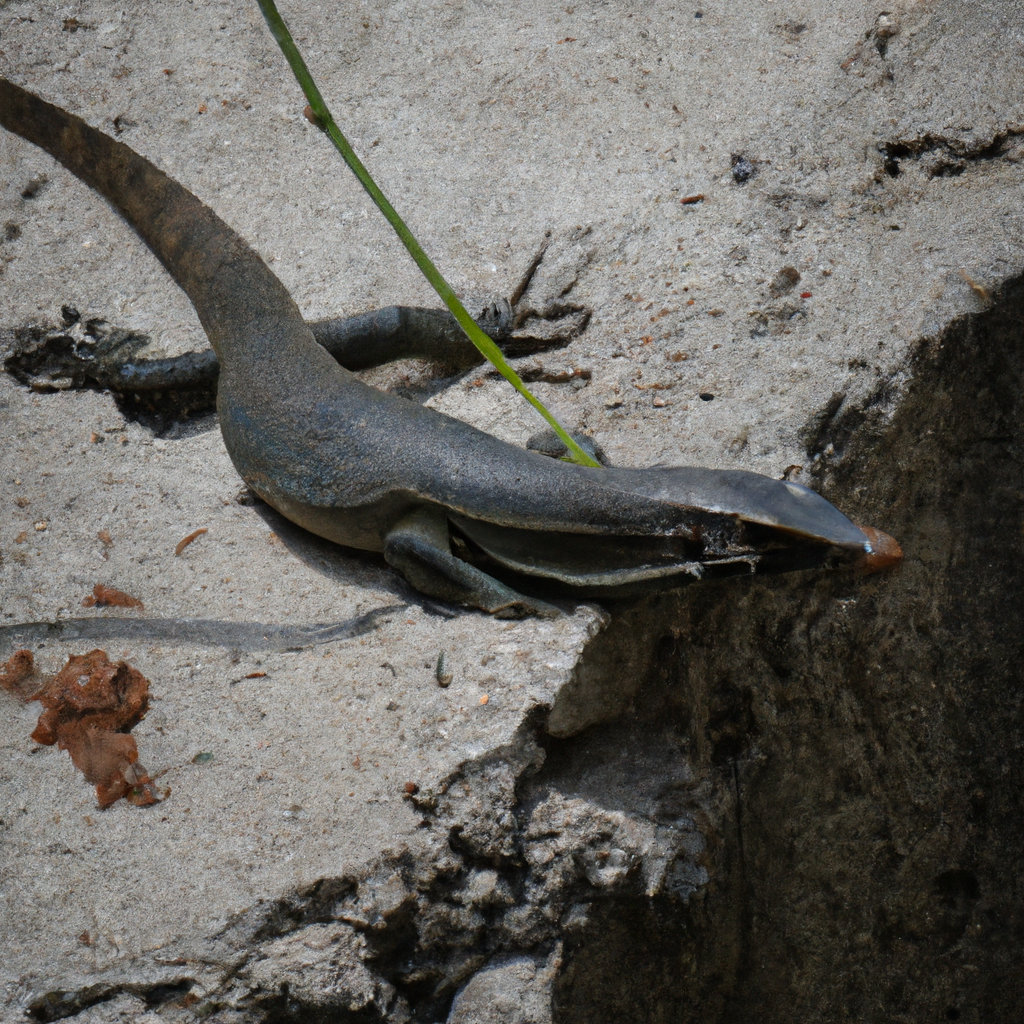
[474,296,514,340]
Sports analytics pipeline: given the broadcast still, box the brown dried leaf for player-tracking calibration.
[2,649,163,808]
[31,649,149,744]
[174,527,208,556]
[82,583,144,609]
[63,725,138,785]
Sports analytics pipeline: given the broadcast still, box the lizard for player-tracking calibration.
[0,78,901,617]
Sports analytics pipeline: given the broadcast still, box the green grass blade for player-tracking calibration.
[255,0,600,468]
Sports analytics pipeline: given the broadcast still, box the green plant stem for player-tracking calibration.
[255,0,600,468]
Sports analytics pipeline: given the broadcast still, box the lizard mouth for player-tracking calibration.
[856,525,904,574]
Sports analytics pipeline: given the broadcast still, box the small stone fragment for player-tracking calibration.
[435,651,453,688]
[731,154,756,182]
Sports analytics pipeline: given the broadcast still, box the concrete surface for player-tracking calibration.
[1,1,1022,1021]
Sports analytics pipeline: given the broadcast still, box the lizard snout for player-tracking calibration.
[856,525,903,574]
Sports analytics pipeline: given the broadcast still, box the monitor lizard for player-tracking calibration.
[0,78,901,617]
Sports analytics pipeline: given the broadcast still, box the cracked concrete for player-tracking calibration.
[2,1,1023,1021]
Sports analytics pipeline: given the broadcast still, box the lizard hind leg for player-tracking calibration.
[383,506,560,618]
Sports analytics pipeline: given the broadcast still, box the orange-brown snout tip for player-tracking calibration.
[857,525,903,574]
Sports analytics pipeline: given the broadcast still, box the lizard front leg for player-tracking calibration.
[382,506,560,618]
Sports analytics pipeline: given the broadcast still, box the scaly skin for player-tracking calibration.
[0,78,900,616]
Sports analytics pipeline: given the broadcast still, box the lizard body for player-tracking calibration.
[0,79,900,615]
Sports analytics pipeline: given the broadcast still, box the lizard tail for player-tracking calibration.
[0,77,303,364]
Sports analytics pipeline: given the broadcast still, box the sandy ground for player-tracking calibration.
[1,0,1022,1019]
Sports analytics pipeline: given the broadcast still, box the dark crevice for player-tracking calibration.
[28,978,198,1022]
[880,126,1024,179]
[28,988,116,1023]
[249,876,361,943]
[800,378,900,466]
[140,980,195,1007]
[552,897,710,1024]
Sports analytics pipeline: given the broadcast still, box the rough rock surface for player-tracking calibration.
[1,1,1021,1022]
